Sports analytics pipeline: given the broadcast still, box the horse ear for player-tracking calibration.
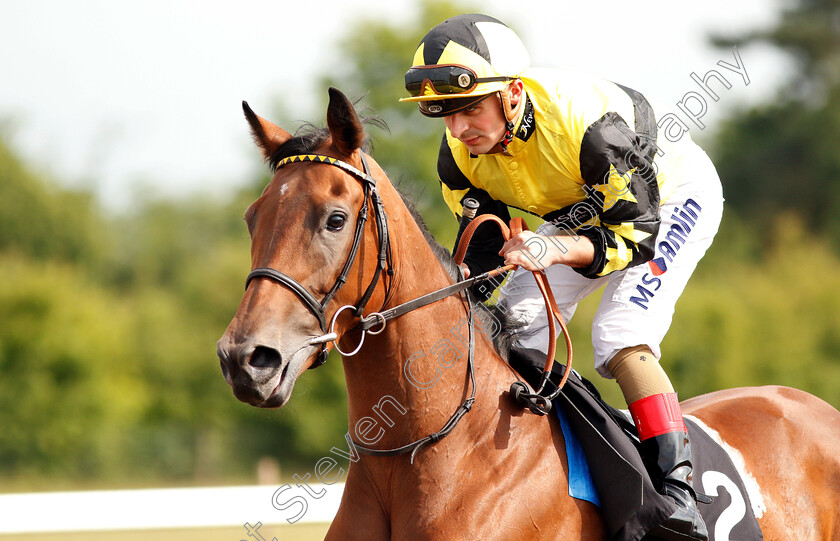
[326,87,364,157]
[242,101,292,160]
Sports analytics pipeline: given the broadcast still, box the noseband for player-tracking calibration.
[245,152,393,368]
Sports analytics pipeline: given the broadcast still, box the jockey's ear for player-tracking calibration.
[508,79,524,106]
[242,101,292,160]
[501,79,525,122]
[326,87,364,158]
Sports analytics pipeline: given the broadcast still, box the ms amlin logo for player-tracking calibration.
[630,198,702,310]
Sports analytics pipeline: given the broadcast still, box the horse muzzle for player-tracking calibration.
[216,336,314,408]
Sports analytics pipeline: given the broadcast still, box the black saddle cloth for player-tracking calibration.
[509,350,763,541]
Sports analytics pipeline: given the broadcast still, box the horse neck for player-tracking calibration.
[340,183,510,445]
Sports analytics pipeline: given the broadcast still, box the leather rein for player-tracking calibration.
[244,152,571,463]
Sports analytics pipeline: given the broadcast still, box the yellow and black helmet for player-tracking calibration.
[401,14,530,117]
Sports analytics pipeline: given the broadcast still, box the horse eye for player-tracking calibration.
[326,213,347,231]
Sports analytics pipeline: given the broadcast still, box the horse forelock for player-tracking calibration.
[267,123,332,172]
[267,110,386,172]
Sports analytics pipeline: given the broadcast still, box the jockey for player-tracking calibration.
[401,13,723,541]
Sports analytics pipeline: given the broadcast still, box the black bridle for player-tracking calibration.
[243,151,565,461]
[243,151,499,462]
[245,152,393,368]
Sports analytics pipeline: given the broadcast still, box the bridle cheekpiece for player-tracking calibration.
[245,153,393,368]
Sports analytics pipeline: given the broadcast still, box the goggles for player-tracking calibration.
[405,64,513,97]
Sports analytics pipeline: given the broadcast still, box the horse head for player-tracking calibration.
[217,88,393,408]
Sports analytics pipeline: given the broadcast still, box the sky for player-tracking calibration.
[1,0,787,211]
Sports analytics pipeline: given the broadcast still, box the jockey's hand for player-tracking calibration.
[459,263,471,279]
[500,231,558,272]
[500,231,595,272]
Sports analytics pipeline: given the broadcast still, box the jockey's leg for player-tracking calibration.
[608,346,708,541]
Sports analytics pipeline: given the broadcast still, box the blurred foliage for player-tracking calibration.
[0,139,108,267]
[319,0,481,247]
[571,212,840,409]
[665,214,840,406]
[711,0,840,241]
[712,0,840,99]
[1,0,839,490]
[0,133,350,487]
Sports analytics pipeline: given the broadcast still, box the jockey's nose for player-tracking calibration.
[445,112,469,139]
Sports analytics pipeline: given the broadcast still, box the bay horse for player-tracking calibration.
[217,88,840,540]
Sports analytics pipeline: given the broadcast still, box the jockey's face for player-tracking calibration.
[443,93,507,155]
[443,81,523,155]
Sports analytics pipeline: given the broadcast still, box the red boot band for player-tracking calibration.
[628,393,686,440]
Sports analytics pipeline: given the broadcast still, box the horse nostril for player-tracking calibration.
[219,358,230,379]
[249,346,283,369]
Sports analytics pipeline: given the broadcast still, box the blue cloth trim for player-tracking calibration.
[556,401,601,507]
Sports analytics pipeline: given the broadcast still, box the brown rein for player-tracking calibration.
[452,214,573,392]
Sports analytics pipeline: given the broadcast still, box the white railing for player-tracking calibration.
[0,483,343,533]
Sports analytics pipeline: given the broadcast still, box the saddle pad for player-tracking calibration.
[556,403,601,507]
[683,415,765,541]
[600,409,765,541]
[510,350,764,541]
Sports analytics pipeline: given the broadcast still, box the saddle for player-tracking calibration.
[509,349,764,541]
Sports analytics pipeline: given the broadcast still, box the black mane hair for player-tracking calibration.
[397,191,521,361]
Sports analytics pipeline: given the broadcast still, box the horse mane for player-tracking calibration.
[264,116,520,359]
[397,191,521,361]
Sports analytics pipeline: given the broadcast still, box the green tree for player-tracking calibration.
[0,136,109,269]
[711,0,840,240]
[664,214,840,408]
[0,125,351,483]
[318,0,481,245]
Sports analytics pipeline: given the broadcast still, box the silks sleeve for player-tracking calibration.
[566,111,661,278]
[437,135,511,278]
